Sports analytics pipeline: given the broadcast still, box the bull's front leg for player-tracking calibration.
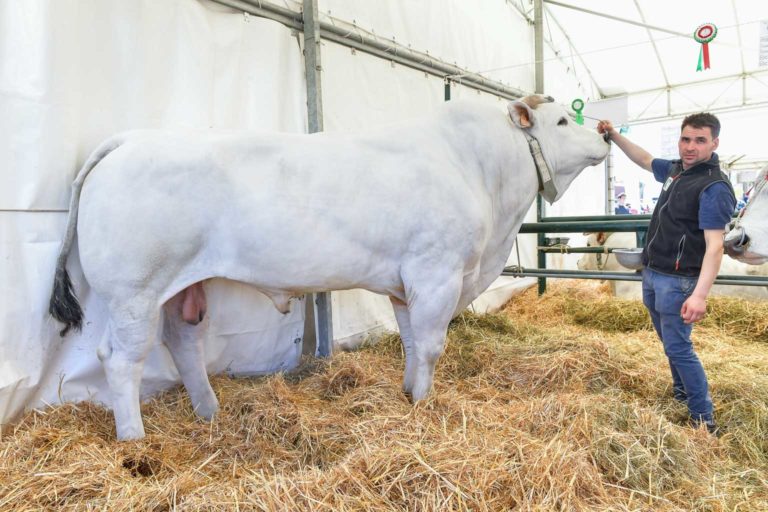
[399,270,463,401]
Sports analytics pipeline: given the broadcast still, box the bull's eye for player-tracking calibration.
[558,117,568,126]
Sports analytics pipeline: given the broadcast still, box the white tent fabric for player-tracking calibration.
[0,0,559,427]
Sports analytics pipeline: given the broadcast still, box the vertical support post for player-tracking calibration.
[537,196,547,295]
[304,0,323,134]
[303,0,333,358]
[534,0,546,295]
[444,79,451,101]
[605,148,614,215]
[534,0,544,96]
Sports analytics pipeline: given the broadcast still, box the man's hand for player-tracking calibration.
[597,120,617,140]
[596,119,654,172]
[681,295,707,324]
[680,229,726,324]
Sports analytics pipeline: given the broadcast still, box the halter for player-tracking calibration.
[522,131,559,203]
[594,232,613,270]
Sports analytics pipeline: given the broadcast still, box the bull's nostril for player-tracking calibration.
[741,234,750,247]
[724,228,750,256]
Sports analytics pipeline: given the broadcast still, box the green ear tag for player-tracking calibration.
[571,98,584,125]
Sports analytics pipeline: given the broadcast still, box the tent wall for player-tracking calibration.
[0,0,587,426]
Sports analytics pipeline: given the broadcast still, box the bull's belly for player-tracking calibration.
[223,256,406,300]
[77,212,408,306]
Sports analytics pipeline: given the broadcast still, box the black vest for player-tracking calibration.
[642,156,734,277]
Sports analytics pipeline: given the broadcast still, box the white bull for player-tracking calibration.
[724,165,768,264]
[578,232,768,300]
[49,95,610,440]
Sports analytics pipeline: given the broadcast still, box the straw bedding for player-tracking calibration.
[1,281,767,511]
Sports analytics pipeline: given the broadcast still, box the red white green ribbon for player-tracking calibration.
[694,23,717,71]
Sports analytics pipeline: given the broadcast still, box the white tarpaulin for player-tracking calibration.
[1,0,558,427]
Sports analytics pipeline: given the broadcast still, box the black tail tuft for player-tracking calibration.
[49,267,83,337]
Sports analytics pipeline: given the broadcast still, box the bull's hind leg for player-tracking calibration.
[162,292,218,420]
[401,270,463,401]
[390,297,417,395]
[97,300,160,440]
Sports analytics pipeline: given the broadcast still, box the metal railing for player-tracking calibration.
[505,214,768,292]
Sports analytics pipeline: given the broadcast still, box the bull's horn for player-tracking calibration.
[520,94,555,109]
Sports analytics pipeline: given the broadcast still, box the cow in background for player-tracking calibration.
[49,95,610,440]
[577,232,643,299]
[578,232,768,300]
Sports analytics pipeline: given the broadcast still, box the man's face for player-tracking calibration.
[678,125,719,169]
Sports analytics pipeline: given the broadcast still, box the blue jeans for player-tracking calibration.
[642,268,713,422]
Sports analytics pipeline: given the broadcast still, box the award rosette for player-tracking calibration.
[694,23,717,71]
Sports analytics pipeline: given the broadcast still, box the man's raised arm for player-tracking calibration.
[597,120,654,172]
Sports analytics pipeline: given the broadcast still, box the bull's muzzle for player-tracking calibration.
[723,226,750,257]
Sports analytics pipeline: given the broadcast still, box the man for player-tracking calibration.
[615,192,630,214]
[598,113,736,434]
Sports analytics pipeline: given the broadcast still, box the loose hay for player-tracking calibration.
[1,281,768,511]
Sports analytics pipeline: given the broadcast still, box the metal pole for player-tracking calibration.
[534,0,544,96]
[304,0,323,134]
[520,219,651,233]
[542,0,689,38]
[302,0,333,358]
[534,0,547,295]
[605,148,613,215]
[503,267,768,287]
[539,214,652,222]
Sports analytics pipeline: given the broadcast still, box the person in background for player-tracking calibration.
[597,112,736,435]
[615,192,630,214]
[735,193,748,213]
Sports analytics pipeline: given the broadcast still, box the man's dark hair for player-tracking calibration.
[681,112,720,139]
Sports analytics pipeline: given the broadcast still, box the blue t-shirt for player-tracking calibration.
[651,157,736,230]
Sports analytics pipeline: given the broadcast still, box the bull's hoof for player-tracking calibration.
[193,398,219,421]
[116,425,146,441]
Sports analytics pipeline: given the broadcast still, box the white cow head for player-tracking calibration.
[724,165,768,264]
[508,95,610,203]
[577,232,609,271]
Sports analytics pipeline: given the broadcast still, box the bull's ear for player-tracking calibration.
[508,100,535,129]
[597,232,607,245]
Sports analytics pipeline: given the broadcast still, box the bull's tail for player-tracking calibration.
[49,135,127,336]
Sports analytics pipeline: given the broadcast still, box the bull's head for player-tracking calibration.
[508,95,610,203]
[724,165,768,264]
